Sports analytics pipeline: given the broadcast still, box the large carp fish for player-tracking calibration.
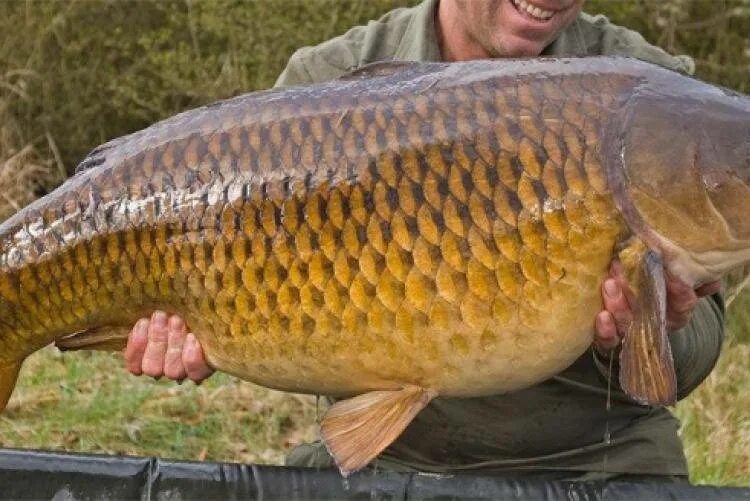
[0,57,748,475]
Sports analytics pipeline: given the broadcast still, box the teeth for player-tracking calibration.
[511,0,555,20]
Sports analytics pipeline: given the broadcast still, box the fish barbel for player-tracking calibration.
[0,57,748,474]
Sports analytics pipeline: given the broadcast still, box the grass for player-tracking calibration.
[1,348,319,465]
[673,293,750,486]
[675,342,750,486]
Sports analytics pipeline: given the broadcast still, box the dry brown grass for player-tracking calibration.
[0,74,65,221]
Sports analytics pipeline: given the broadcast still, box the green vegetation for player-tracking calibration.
[0,0,748,486]
[0,0,419,175]
[1,348,320,465]
[675,293,750,485]
[1,1,747,176]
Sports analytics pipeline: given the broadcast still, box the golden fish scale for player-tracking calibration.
[0,64,632,397]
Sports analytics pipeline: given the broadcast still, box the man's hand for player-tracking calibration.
[123,311,214,383]
[594,260,722,354]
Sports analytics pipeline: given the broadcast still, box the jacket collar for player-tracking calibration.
[393,0,442,61]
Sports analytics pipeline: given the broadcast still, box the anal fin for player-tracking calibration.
[320,385,436,476]
[0,361,23,412]
[55,326,130,352]
[619,248,677,406]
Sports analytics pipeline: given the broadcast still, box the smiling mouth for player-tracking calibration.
[510,0,556,21]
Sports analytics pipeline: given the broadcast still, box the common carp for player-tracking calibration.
[0,57,748,475]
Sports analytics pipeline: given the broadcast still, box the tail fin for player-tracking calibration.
[0,361,23,412]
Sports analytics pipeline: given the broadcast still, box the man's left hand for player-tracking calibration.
[594,260,722,354]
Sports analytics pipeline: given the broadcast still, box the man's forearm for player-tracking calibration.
[670,293,724,400]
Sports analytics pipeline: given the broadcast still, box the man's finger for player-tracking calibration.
[696,281,721,297]
[141,311,169,378]
[602,278,632,335]
[665,274,697,311]
[163,315,188,381]
[669,291,698,316]
[183,334,214,383]
[124,318,149,375]
[664,273,698,330]
[594,311,620,353]
[665,271,693,293]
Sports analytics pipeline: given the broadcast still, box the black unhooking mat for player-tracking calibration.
[0,448,748,500]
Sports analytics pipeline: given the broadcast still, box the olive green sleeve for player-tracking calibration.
[274,46,353,88]
[577,13,695,75]
[274,50,316,88]
[670,293,725,400]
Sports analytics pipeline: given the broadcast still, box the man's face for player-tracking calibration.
[453,0,586,57]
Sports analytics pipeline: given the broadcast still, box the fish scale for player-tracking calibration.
[0,60,624,398]
[4,57,746,475]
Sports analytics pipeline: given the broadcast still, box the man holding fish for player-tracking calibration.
[124,0,725,481]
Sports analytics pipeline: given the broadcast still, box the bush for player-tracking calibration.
[0,1,747,176]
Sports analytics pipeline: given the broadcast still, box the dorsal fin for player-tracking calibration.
[74,136,128,174]
[339,61,420,81]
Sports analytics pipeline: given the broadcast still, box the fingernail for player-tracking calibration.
[597,311,611,326]
[168,315,184,331]
[152,311,167,327]
[186,334,197,350]
[135,319,149,336]
[604,279,619,298]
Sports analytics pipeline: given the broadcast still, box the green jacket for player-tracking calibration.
[277,0,723,478]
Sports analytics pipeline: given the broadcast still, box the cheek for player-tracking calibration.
[459,0,496,26]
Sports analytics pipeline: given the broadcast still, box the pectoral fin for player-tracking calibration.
[320,385,436,476]
[618,249,677,406]
[55,326,130,352]
[0,361,22,412]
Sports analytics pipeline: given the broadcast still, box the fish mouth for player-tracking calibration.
[509,0,557,22]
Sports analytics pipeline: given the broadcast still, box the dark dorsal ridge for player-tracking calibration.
[74,136,130,174]
[339,61,421,81]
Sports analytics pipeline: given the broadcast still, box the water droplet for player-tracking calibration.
[600,353,615,487]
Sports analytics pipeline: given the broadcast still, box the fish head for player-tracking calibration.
[614,76,750,285]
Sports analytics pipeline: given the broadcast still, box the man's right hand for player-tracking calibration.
[124,311,214,383]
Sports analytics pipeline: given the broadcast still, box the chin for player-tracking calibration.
[491,35,547,58]
[485,0,581,57]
